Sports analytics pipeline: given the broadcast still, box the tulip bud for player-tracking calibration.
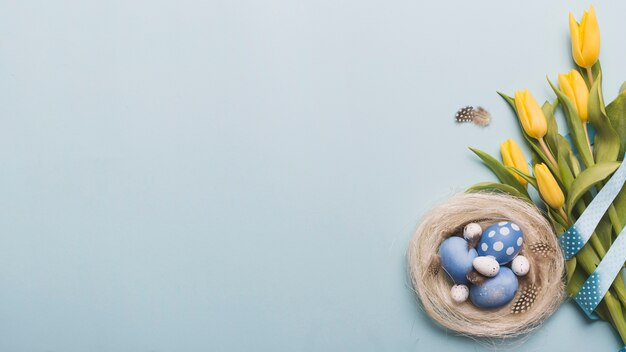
[514,89,547,139]
[569,5,600,69]
[535,163,565,210]
[558,70,589,122]
[500,139,529,186]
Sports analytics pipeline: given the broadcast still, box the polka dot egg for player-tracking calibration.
[477,221,524,264]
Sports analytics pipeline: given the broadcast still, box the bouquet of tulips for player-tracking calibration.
[467,5,626,343]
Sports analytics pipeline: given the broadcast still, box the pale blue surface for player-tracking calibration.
[1,1,626,351]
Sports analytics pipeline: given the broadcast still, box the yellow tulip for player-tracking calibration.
[559,70,589,122]
[514,89,547,139]
[569,5,600,68]
[500,139,529,186]
[535,163,565,210]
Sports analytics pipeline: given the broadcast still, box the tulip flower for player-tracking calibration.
[559,69,593,156]
[569,5,600,83]
[535,163,567,220]
[500,139,529,186]
[514,89,557,166]
[559,70,589,122]
[514,89,547,139]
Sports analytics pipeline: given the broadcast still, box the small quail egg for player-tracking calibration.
[463,223,483,242]
[511,255,530,276]
[472,256,500,277]
[450,284,469,303]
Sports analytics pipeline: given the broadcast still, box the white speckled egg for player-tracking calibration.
[477,221,524,264]
[511,255,530,276]
[463,223,482,242]
[472,256,500,277]
[450,284,469,303]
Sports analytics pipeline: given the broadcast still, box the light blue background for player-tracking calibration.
[1,1,625,351]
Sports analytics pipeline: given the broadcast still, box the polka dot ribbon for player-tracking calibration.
[574,228,626,317]
[558,156,626,334]
[560,159,626,260]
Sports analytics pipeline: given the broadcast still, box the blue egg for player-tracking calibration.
[469,267,519,309]
[438,236,478,284]
[477,221,524,264]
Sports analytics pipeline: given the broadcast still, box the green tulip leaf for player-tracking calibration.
[606,91,626,160]
[543,100,560,161]
[466,182,530,201]
[594,301,609,322]
[620,81,626,94]
[568,149,582,177]
[497,92,563,181]
[529,148,543,167]
[548,207,568,228]
[588,72,620,163]
[566,161,620,215]
[548,78,595,168]
[469,147,530,197]
[506,166,537,189]
[547,210,566,236]
[566,264,586,297]
[497,92,515,107]
[558,155,575,193]
[609,186,626,242]
[566,257,577,287]
[556,135,576,191]
[595,217,613,253]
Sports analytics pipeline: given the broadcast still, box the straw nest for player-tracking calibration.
[407,192,565,338]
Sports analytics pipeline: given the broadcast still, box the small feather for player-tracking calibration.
[466,270,486,285]
[472,107,491,126]
[428,254,441,276]
[529,242,555,258]
[512,284,539,314]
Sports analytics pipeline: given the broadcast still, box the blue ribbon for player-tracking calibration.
[573,227,626,317]
[560,158,626,260]
[558,156,626,351]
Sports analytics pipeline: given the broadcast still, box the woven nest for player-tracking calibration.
[407,192,565,338]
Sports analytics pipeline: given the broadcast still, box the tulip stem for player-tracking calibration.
[538,137,558,167]
[586,66,594,87]
[558,207,569,223]
[583,122,594,159]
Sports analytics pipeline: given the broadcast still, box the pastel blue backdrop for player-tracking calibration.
[1,0,625,351]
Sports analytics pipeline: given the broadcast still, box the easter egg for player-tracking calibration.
[438,236,478,284]
[472,256,500,277]
[469,267,519,309]
[477,221,524,264]
[463,223,482,242]
[511,255,530,276]
[450,284,469,303]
